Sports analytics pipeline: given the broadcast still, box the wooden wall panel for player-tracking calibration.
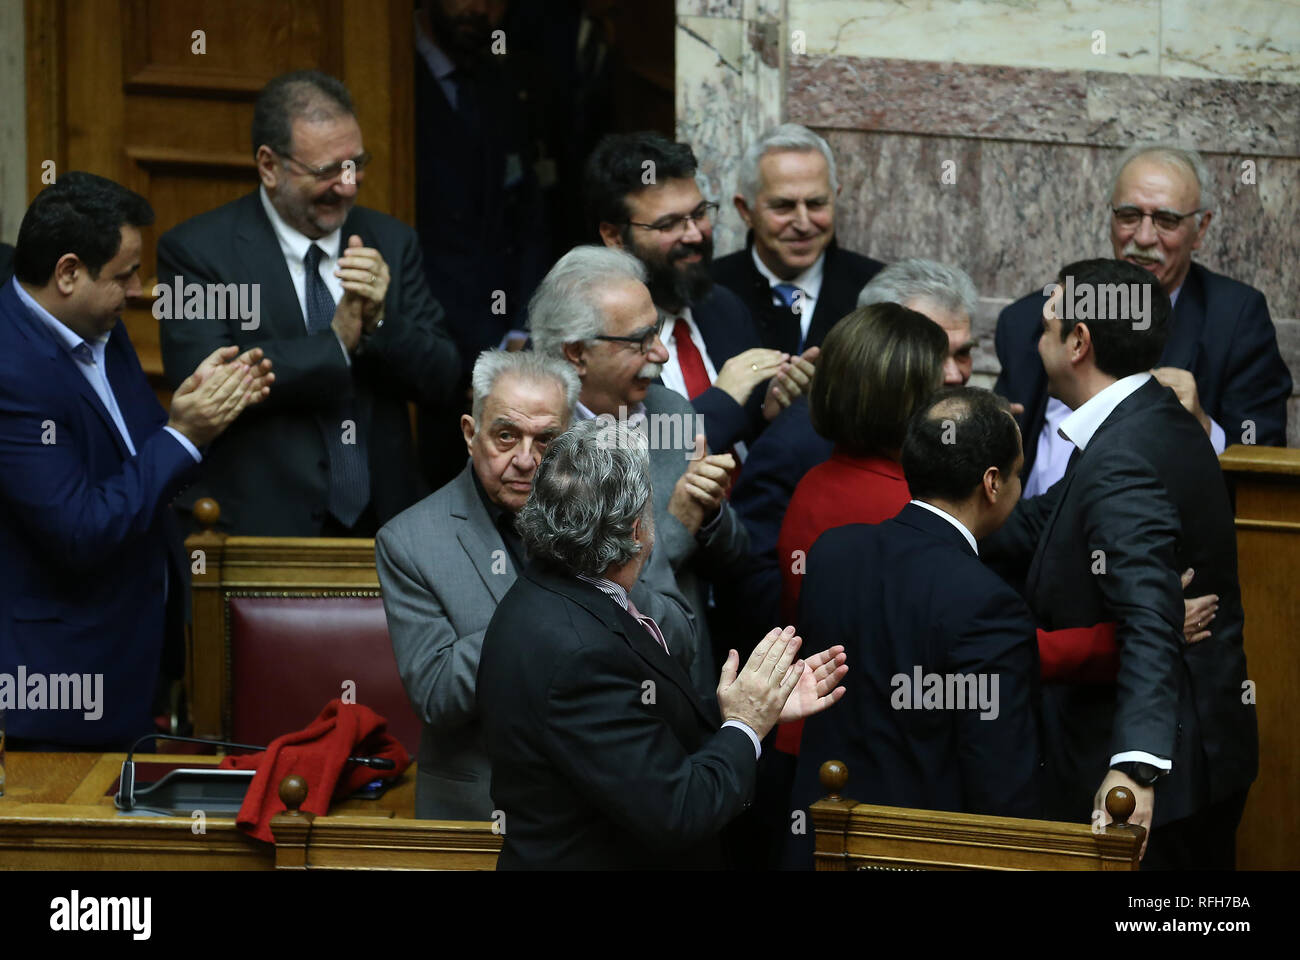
[26,0,416,405]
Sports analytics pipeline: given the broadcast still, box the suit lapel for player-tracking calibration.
[1161,265,1205,372]
[529,565,716,728]
[235,193,306,340]
[448,465,513,603]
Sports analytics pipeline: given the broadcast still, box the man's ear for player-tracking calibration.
[1192,210,1212,251]
[1070,321,1094,366]
[460,414,477,456]
[52,253,80,295]
[597,221,624,249]
[733,193,753,228]
[562,340,588,375]
[255,145,279,189]
[983,465,1001,505]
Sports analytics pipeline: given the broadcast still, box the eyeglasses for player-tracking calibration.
[1110,204,1204,234]
[278,149,372,182]
[625,201,718,237]
[592,316,666,355]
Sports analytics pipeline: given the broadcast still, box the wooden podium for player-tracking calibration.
[1220,445,1300,870]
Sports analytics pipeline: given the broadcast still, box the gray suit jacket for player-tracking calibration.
[375,460,697,820]
[641,384,751,699]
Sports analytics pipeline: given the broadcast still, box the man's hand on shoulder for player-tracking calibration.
[167,345,273,447]
[1152,366,1211,437]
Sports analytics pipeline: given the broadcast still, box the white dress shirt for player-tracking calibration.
[258,186,350,364]
[658,308,720,401]
[1023,285,1224,497]
[1056,371,1172,775]
[750,245,826,347]
[909,499,978,555]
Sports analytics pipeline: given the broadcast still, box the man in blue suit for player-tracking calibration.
[0,173,273,749]
[584,132,817,454]
[995,143,1291,498]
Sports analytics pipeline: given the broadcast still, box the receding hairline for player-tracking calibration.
[1112,150,1201,201]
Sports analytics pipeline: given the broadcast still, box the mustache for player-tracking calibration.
[1120,241,1164,263]
[668,239,711,263]
[637,362,664,380]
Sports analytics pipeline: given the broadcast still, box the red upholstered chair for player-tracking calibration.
[185,499,421,756]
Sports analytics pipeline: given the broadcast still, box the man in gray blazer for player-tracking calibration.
[376,349,696,820]
[529,246,751,701]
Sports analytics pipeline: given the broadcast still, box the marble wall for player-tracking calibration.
[676,0,1300,442]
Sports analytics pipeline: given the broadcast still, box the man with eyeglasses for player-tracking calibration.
[157,70,461,536]
[995,142,1291,498]
[584,132,815,455]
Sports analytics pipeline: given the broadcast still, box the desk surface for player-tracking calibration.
[0,752,501,870]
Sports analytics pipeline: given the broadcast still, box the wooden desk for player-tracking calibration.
[0,753,501,870]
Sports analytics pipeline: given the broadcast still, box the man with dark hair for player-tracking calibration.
[1,172,273,749]
[785,386,1039,868]
[158,70,460,536]
[985,257,1257,868]
[585,131,814,454]
[477,418,847,869]
[996,143,1291,499]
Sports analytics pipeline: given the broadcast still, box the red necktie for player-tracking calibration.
[672,319,712,400]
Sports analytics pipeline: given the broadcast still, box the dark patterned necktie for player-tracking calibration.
[304,244,370,528]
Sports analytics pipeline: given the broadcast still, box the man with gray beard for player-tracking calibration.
[995,142,1291,498]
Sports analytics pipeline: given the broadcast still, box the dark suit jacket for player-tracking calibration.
[995,262,1292,478]
[0,243,13,285]
[711,234,885,354]
[785,503,1043,867]
[477,561,757,869]
[664,282,767,453]
[0,279,196,746]
[157,191,460,535]
[984,378,1257,826]
[713,398,831,656]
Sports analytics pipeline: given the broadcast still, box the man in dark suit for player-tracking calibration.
[786,386,1040,867]
[412,0,552,492]
[158,70,460,537]
[584,131,816,454]
[477,418,847,869]
[0,173,272,749]
[996,143,1291,498]
[711,123,884,355]
[985,258,1257,868]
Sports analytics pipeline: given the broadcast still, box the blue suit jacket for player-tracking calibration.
[0,279,197,745]
[995,262,1292,478]
[663,283,767,453]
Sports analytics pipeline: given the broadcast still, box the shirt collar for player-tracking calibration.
[1168,284,1182,309]
[749,243,826,300]
[13,279,109,356]
[1058,372,1152,452]
[575,573,631,611]
[259,185,342,269]
[414,13,457,82]
[909,499,978,555]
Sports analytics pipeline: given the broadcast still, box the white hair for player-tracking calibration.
[737,123,839,204]
[469,349,581,429]
[527,245,648,358]
[857,258,978,320]
[1111,142,1215,213]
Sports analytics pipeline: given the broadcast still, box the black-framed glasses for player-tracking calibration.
[592,316,666,355]
[278,149,372,182]
[625,201,718,236]
[1110,204,1204,234]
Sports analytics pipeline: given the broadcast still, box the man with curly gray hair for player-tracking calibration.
[477,418,848,869]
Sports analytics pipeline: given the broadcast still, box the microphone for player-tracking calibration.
[115,733,397,809]
[116,733,264,810]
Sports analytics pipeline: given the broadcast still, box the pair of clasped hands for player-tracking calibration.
[717,626,849,740]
